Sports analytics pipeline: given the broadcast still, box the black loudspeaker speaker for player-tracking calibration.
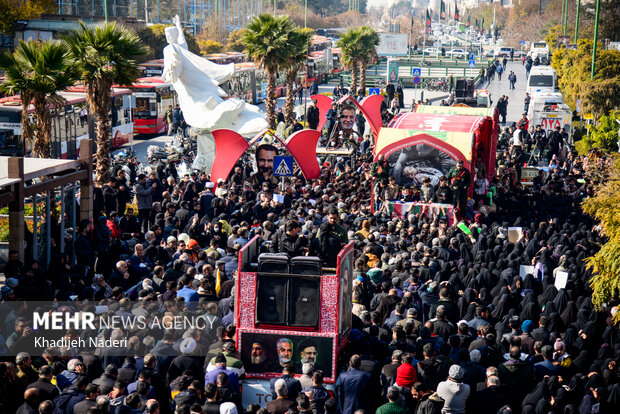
[256,276,288,325]
[291,256,322,275]
[258,253,290,273]
[289,277,320,327]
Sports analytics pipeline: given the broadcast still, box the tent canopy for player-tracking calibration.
[376,113,487,162]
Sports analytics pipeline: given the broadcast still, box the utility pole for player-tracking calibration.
[591,0,600,79]
[561,0,565,34]
[563,0,568,36]
[574,0,581,43]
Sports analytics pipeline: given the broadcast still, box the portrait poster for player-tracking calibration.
[238,330,336,381]
[337,243,354,337]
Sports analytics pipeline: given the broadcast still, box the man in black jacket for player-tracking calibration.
[26,365,59,403]
[306,100,320,130]
[279,221,307,257]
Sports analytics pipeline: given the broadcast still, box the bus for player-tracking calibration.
[307,50,332,84]
[204,52,246,65]
[0,87,133,159]
[137,59,164,77]
[221,63,288,105]
[131,77,176,136]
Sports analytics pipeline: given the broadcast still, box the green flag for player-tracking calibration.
[440,0,446,20]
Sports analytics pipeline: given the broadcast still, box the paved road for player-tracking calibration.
[479,60,529,126]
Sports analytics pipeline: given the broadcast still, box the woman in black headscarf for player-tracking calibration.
[538,285,558,307]
[491,278,509,297]
[520,301,542,323]
[478,287,492,306]
[491,293,511,320]
[553,289,569,314]
[463,303,477,321]
[458,288,477,319]
[560,301,579,327]
[542,301,558,317]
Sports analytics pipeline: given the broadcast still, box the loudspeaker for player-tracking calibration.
[256,276,288,325]
[258,253,290,273]
[289,277,320,327]
[291,256,322,275]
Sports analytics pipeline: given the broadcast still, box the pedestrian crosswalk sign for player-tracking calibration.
[412,68,421,76]
[468,60,476,68]
[273,156,294,176]
[369,88,380,95]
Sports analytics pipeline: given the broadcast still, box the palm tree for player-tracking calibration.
[357,26,380,93]
[0,40,77,158]
[283,28,313,125]
[65,21,146,186]
[337,28,363,94]
[243,14,297,129]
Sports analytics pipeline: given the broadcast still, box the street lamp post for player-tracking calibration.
[591,0,600,79]
[574,0,581,43]
[561,0,565,35]
[304,0,307,27]
[563,0,569,35]
[273,0,276,16]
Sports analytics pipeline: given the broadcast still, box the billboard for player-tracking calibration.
[338,243,354,337]
[239,330,336,381]
[377,34,408,56]
[388,142,457,187]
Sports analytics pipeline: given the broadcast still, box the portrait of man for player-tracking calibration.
[295,338,320,373]
[240,333,335,379]
[267,337,294,372]
[245,340,269,373]
[247,143,279,188]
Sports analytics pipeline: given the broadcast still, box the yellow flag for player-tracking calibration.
[215,268,222,296]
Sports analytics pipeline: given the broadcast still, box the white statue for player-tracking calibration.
[162,16,268,137]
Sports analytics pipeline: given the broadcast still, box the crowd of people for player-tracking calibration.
[0,74,618,414]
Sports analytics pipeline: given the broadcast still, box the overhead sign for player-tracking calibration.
[413,76,421,85]
[468,60,476,68]
[377,33,408,56]
[412,68,422,76]
[369,88,380,95]
[273,156,294,176]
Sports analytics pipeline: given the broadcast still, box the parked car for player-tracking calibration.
[422,48,440,57]
[447,48,468,59]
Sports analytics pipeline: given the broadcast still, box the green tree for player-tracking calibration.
[357,26,380,92]
[337,26,379,94]
[198,39,224,54]
[137,23,200,62]
[65,21,146,186]
[582,155,620,322]
[0,0,55,35]
[227,29,247,52]
[576,110,620,154]
[283,27,312,125]
[243,14,297,129]
[337,27,363,93]
[0,39,77,158]
[551,39,620,118]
